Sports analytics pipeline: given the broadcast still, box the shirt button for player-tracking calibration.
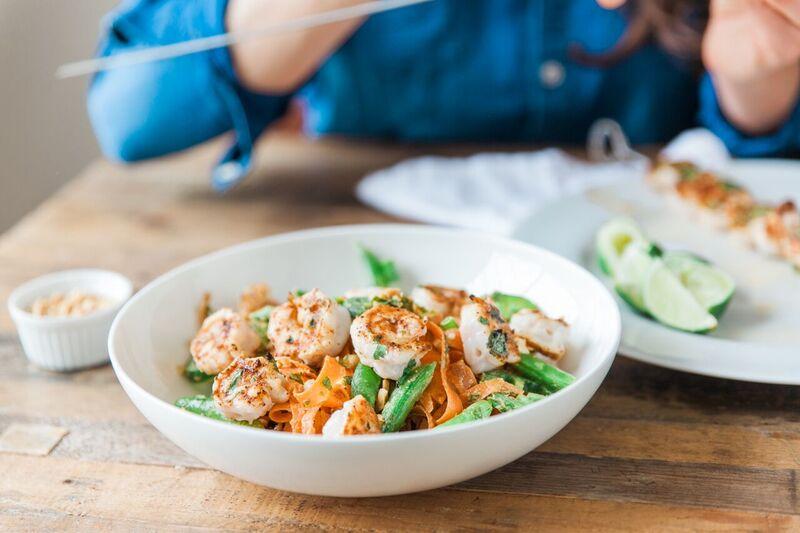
[539,60,565,89]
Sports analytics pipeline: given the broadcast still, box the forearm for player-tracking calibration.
[711,64,800,136]
[226,0,369,93]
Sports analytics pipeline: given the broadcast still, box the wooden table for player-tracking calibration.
[1,133,798,531]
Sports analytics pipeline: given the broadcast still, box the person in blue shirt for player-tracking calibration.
[88,0,800,191]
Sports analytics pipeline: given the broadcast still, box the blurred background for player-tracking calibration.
[0,0,113,232]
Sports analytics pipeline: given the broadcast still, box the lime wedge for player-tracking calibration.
[613,243,655,315]
[595,217,648,277]
[642,261,718,333]
[663,252,735,318]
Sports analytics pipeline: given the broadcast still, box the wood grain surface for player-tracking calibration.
[0,133,797,531]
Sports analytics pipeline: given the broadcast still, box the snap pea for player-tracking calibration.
[439,316,459,330]
[513,353,575,394]
[248,305,274,345]
[486,392,544,413]
[174,395,264,428]
[183,357,214,383]
[490,292,538,320]
[438,400,493,427]
[351,363,382,407]
[481,368,549,396]
[380,362,436,433]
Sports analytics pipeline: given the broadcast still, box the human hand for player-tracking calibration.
[703,0,800,134]
[703,0,800,82]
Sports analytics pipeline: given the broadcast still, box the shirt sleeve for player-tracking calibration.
[697,73,800,158]
[87,0,291,191]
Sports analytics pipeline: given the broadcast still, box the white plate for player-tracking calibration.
[514,159,800,385]
[109,224,620,496]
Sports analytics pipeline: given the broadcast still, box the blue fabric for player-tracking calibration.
[88,0,800,190]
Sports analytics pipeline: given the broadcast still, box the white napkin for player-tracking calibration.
[356,128,730,235]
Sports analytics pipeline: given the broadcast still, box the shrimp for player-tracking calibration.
[322,395,381,436]
[213,357,289,422]
[267,288,351,367]
[509,308,569,360]
[238,283,275,315]
[350,304,431,380]
[459,296,520,374]
[190,308,261,375]
[410,285,468,319]
[747,202,799,258]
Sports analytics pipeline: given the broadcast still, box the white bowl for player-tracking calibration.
[9,269,133,371]
[109,224,620,496]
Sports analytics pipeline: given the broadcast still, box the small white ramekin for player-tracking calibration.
[8,269,133,371]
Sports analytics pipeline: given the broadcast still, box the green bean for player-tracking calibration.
[174,395,264,427]
[513,354,575,394]
[486,392,544,413]
[380,363,436,433]
[481,368,549,395]
[183,357,214,383]
[438,400,493,427]
[490,292,538,320]
[351,363,382,407]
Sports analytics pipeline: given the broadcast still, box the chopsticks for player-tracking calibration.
[56,0,433,79]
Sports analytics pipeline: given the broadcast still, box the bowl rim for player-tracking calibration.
[109,223,620,445]
[8,268,133,326]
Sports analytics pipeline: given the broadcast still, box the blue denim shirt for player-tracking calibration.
[88,0,800,190]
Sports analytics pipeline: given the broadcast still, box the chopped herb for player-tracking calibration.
[321,377,332,390]
[289,373,304,384]
[440,316,459,330]
[487,330,508,357]
[343,296,372,318]
[226,369,243,394]
[309,318,316,327]
[374,295,412,311]
[721,180,742,191]
[373,344,388,360]
[359,245,399,287]
[490,292,538,320]
[677,163,698,181]
[748,205,770,220]
[478,316,489,325]
[293,289,307,297]
[343,375,352,387]
[647,243,664,258]
[286,336,294,344]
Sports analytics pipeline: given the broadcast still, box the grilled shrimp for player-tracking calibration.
[238,283,275,315]
[459,296,520,374]
[322,395,381,436]
[267,288,351,367]
[410,285,468,319]
[212,356,289,422]
[509,308,568,360]
[190,308,261,375]
[748,201,800,258]
[350,304,431,380]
